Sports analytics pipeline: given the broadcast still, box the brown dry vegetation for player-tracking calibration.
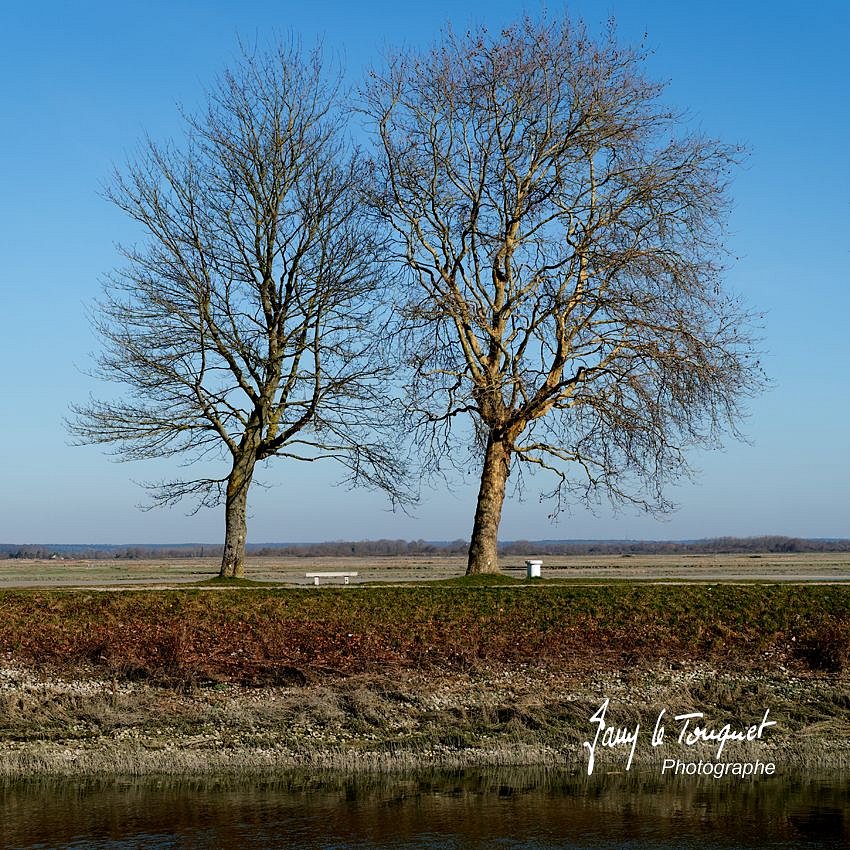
[0,581,848,682]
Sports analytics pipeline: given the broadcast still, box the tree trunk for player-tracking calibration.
[220,447,257,578]
[467,432,511,575]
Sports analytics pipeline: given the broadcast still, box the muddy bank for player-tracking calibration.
[1,664,847,777]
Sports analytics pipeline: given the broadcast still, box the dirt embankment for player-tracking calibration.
[0,583,848,776]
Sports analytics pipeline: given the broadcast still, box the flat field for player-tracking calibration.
[1,551,849,587]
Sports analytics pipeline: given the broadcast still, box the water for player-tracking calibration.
[1,769,847,849]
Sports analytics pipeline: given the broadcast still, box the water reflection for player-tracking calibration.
[1,769,847,849]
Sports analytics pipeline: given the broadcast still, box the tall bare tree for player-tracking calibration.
[364,16,764,574]
[70,41,405,578]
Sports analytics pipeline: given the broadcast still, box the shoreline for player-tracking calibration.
[2,664,847,778]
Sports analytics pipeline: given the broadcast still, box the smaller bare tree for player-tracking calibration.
[364,16,765,574]
[70,41,405,578]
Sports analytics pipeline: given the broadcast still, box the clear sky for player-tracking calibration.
[1,1,848,544]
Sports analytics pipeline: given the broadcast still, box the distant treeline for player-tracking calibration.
[499,536,850,556]
[1,536,849,560]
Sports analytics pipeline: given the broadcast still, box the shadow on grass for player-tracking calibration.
[418,573,526,587]
[193,576,272,588]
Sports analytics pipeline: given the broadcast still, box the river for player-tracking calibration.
[1,769,847,848]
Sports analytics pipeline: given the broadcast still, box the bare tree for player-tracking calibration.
[363,16,764,574]
[70,41,405,578]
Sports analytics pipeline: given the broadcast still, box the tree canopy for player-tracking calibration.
[70,41,405,577]
[363,16,764,573]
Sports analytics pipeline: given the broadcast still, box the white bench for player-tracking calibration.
[305,571,358,586]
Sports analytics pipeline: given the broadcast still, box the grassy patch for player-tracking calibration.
[0,584,848,684]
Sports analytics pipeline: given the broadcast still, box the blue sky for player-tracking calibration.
[1,1,848,544]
